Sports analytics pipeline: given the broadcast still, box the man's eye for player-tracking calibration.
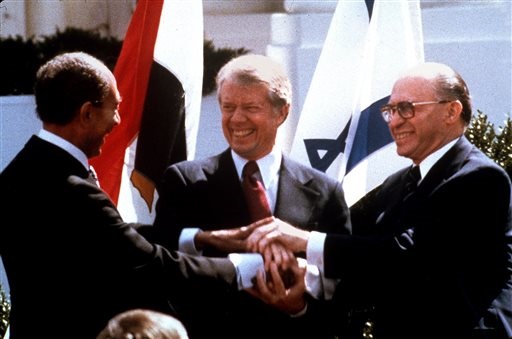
[222,105,235,112]
[246,106,260,112]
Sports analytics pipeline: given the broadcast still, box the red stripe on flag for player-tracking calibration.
[91,0,164,204]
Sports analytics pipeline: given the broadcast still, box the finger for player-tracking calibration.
[258,227,286,253]
[255,268,274,300]
[270,243,282,267]
[247,224,275,251]
[289,260,306,288]
[262,246,273,271]
[249,216,275,229]
[281,248,297,271]
[269,262,286,295]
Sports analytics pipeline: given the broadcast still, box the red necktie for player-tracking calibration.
[242,161,272,222]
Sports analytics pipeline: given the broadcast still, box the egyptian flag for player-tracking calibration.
[290,0,423,206]
[91,0,203,222]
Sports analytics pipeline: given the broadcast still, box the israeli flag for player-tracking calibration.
[290,0,424,206]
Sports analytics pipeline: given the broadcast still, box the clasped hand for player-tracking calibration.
[196,217,310,314]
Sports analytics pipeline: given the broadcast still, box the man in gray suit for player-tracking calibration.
[153,54,351,339]
[247,62,512,339]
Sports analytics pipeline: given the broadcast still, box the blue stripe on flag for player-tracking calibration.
[345,96,393,173]
[365,0,375,19]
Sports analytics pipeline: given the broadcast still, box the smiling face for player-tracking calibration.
[83,75,122,158]
[219,79,287,160]
[388,76,454,164]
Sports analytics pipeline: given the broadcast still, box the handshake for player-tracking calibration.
[194,217,311,315]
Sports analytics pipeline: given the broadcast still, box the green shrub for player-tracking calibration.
[0,27,247,97]
[0,28,122,96]
[465,110,512,178]
[0,283,9,338]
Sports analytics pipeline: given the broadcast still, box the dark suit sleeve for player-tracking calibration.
[324,180,352,235]
[153,164,192,249]
[324,159,512,335]
[69,175,237,289]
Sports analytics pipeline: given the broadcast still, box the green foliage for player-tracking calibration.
[465,110,512,178]
[0,35,40,95]
[0,28,248,97]
[0,283,9,338]
[0,27,122,96]
[203,39,250,96]
[37,27,123,72]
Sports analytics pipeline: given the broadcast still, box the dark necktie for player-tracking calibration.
[403,165,421,199]
[242,161,272,222]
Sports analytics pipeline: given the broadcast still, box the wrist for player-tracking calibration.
[194,230,210,251]
[297,229,310,253]
[289,301,308,318]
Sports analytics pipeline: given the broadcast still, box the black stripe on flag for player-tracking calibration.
[131,61,186,210]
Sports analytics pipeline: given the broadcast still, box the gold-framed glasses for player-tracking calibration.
[380,100,451,123]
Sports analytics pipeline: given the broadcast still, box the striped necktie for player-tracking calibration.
[403,165,421,200]
[88,166,100,187]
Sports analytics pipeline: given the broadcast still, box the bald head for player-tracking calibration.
[396,62,472,124]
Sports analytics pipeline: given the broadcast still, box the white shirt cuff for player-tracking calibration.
[228,253,264,290]
[178,228,202,255]
[306,231,326,273]
[305,231,338,300]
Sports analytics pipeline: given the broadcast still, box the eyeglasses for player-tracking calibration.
[380,100,451,123]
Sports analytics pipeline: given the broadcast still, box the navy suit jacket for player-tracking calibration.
[153,148,351,339]
[326,137,512,339]
[0,136,237,339]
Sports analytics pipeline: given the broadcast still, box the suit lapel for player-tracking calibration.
[416,137,473,197]
[377,137,473,227]
[274,156,320,226]
[209,150,252,226]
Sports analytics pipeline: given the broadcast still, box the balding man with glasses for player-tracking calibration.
[246,62,512,339]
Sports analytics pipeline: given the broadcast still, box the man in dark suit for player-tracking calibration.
[247,62,512,339]
[0,52,265,339]
[153,54,351,339]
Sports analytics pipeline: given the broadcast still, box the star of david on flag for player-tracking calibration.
[290,0,424,206]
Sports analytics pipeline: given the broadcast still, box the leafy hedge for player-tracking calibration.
[0,283,9,337]
[465,111,512,178]
[0,27,249,96]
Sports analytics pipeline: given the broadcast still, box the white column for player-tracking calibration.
[0,0,27,38]
[267,10,334,154]
[106,0,137,39]
[25,1,66,37]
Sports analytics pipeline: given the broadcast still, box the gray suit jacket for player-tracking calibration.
[153,148,352,339]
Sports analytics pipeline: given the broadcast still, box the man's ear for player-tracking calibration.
[277,104,290,126]
[446,100,463,123]
[78,101,95,126]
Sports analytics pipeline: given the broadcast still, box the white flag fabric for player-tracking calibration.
[91,0,203,223]
[290,0,424,206]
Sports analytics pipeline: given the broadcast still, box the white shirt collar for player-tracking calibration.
[38,129,90,171]
[416,137,459,180]
[231,146,282,188]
